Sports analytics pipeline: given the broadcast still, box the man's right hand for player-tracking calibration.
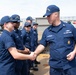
[29,52,37,60]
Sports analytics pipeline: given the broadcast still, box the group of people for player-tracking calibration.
[0,4,76,75]
[0,14,40,75]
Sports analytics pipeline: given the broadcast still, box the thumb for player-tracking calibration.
[67,53,71,58]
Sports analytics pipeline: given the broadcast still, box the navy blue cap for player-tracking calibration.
[11,14,22,22]
[24,22,31,27]
[26,16,33,21]
[0,16,14,26]
[32,22,38,26]
[43,5,60,17]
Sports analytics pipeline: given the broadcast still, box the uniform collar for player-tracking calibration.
[23,28,30,33]
[14,29,20,33]
[3,30,11,36]
[14,29,18,32]
[48,21,66,32]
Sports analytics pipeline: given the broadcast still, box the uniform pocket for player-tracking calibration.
[64,33,73,46]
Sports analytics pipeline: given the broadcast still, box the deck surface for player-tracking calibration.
[33,54,50,75]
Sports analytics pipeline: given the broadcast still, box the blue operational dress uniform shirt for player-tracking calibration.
[11,29,24,50]
[22,28,31,50]
[0,30,16,75]
[22,28,32,71]
[31,28,38,51]
[40,21,76,70]
[11,29,29,75]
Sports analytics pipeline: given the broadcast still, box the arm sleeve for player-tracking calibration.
[39,31,47,47]
[3,36,15,49]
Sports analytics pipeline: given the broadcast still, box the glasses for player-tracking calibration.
[13,22,20,23]
[25,25,31,27]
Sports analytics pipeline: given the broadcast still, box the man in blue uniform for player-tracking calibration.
[0,16,35,75]
[31,22,38,52]
[33,5,76,75]
[31,22,40,67]
[22,22,38,74]
[22,22,31,51]
[11,14,30,75]
[21,22,33,74]
[26,16,33,24]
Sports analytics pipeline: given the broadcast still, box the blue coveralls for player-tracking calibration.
[21,28,31,74]
[40,21,76,75]
[11,29,28,75]
[0,30,16,75]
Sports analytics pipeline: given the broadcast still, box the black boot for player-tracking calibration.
[32,67,38,71]
[29,72,34,75]
[35,60,40,64]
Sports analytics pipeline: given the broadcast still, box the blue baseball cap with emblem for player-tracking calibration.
[43,5,60,17]
[26,16,33,21]
[0,16,14,26]
[11,14,22,22]
[24,22,31,27]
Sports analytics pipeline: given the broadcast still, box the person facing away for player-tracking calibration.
[0,16,35,75]
[33,5,76,75]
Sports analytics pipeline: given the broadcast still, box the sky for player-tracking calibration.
[0,0,76,19]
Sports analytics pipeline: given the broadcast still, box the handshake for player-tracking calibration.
[29,52,37,61]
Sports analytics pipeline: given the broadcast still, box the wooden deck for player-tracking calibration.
[33,54,50,75]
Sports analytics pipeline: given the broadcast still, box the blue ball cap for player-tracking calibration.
[24,22,31,27]
[11,14,22,22]
[32,22,38,26]
[43,5,60,17]
[0,16,14,26]
[26,16,33,21]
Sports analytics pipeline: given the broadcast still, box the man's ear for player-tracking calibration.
[4,23,8,28]
[55,12,59,17]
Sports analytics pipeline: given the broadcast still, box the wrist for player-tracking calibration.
[34,52,38,56]
[73,50,76,55]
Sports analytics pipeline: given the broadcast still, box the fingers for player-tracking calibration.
[30,52,37,60]
[25,48,30,51]
[66,52,75,61]
[67,54,71,61]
